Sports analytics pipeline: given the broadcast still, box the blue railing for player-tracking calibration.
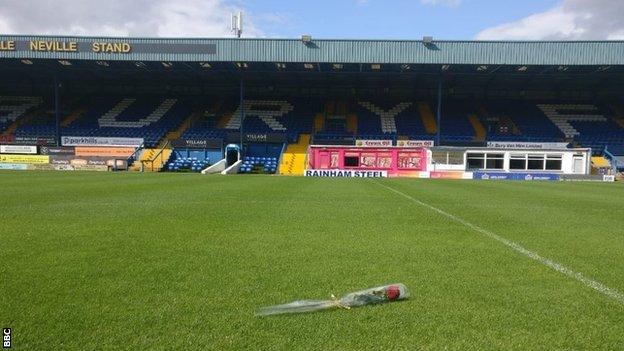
[604,147,622,171]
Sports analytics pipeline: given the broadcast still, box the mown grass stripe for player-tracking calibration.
[377,182,624,305]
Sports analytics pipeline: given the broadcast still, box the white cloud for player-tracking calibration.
[420,0,462,7]
[0,0,265,37]
[476,0,624,40]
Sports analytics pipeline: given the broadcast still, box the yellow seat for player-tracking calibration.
[591,156,610,168]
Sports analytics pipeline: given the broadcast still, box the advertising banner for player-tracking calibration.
[61,136,143,147]
[10,136,56,146]
[40,146,75,155]
[486,141,569,149]
[0,145,37,154]
[30,163,108,172]
[355,140,393,147]
[396,140,434,147]
[429,171,466,179]
[72,164,109,172]
[50,155,127,169]
[0,154,49,164]
[0,163,28,170]
[226,132,287,143]
[26,164,55,170]
[304,169,388,177]
[171,138,222,149]
[473,172,560,181]
[74,147,135,157]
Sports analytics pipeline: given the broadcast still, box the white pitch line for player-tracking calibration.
[377,182,624,305]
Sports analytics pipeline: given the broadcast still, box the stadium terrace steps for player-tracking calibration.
[468,114,486,141]
[61,108,86,127]
[279,134,310,176]
[346,113,358,133]
[156,111,197,148]
[216,113,232,128]
[417,102,437,134]
[314,113,325,132]
[130,147,172,172]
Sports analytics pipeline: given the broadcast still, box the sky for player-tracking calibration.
[0,0,623,40]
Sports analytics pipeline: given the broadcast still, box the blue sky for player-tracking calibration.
[0,0,623,40]
[247,0,559,39]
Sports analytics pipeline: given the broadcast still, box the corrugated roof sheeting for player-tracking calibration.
[1,35,624,65]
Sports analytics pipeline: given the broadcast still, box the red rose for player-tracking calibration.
[386,285,400,300]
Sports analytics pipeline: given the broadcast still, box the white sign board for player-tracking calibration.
[61,136,143,147]
[0,145,37,154]
[486,141,569,149]
[304,169,388,177]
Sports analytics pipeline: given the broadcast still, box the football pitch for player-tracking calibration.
[2,171,624,350]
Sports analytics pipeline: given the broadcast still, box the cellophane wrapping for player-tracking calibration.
[257,283,409,316]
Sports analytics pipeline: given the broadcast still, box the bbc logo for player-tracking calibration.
[2,328,10,349]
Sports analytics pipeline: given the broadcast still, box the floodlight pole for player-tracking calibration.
[54,75,61,147]
[436,79,442,146]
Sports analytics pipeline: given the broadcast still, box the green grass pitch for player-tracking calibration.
[2,171,624,350]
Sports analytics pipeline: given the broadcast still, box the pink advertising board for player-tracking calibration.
[308,145,428,177]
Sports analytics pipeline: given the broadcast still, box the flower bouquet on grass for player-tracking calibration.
[257,283,409,316]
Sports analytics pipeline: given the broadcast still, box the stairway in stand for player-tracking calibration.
[129,148,173,172]
[61,108,86,127]
[158,111,197,148]
[129,112,196,172]
[468,114,486,141]
[279,134,310,176]
[417,102,437,134]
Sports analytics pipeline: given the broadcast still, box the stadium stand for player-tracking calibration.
[14,96,191,148]
[538,104,607,138]
[486,101,565,142]
[239,156,279,174]
[395,103,433,141]
[3,94,624,172]
[166,157,211,172]
[438,101,475,142]
[0,96,43,134]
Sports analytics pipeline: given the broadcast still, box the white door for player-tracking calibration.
[573,157,584,174]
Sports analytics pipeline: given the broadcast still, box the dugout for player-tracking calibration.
[307,145,429,177]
